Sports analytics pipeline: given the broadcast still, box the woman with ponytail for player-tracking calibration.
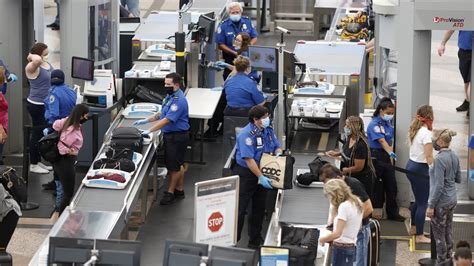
[406,104,434,243]
[367,97,405,221]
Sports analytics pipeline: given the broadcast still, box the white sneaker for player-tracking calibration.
[38,162,53,171]
[30,164,49,174]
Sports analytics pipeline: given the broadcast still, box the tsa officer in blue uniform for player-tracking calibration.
[134,73,190,206]
[216,1,258,80]
[224,56,265,117]
[234,105,282,248]
[367,97,404,221]
[42,69,77,192]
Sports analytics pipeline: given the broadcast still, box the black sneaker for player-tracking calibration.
[51,25,60,31]
[42,180,56,190]
[46,22,59,28]
[174,189,185,199]
[248,236,264,249]
[160,192,176,205]
[456,100,469,112]
[387,214,405,222]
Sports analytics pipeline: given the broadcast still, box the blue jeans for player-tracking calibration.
[55,180,64,212]
[406,159,429,235]
[120,0,140,17]
[332,245,356,266]
[354,223,370,266]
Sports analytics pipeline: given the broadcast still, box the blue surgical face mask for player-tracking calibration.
[229,14,241,22]
[382,114,394,121]
[343,127,352,137]
[262,117,271,128]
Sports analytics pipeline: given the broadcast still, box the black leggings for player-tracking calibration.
[26,102,46,164]
[0,211,19,249]
[53,155,77,214]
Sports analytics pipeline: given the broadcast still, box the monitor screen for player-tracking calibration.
[209,246,256,266]
[248,45,278,72]
[259,246,290,266]
[48,237,95,264]
[198,13,216,43]
[163,240,209,266]
[72,56,94,81]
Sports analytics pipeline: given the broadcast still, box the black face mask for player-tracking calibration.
[165,86,175,95]
[80,117,88,124]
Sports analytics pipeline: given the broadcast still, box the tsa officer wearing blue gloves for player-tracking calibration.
[367,97,405,221]
[0,60,18,95]
[133,73,189,206]
[234,105,282,248]
[42,69,77,192]
[216,2,258,80]
[224,56,265,117]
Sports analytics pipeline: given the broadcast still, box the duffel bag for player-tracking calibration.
[110,127,143,153]
[93,158,136,173]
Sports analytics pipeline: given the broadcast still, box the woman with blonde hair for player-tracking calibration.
[426,128,460,264]
[406,104,434,243]
[320,179,363,266]
[327,116,376,197]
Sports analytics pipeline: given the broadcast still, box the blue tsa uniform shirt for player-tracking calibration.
[367,116,394,149]
[216,17,258,63]
[44,84,77,124]
[0,60,11,95]
[160,89,190,133]
[235,123,281,168]
[224,73,264,108]
[459,31,473,51]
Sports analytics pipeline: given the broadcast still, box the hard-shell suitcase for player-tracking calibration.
[367,219,381,266]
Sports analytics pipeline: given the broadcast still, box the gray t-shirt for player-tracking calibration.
[428,149,461,209]
[0,184,21,221]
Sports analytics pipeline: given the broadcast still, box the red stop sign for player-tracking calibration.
[208,212,224,233]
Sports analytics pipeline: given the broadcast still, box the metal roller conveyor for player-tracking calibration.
[29,109,162,265]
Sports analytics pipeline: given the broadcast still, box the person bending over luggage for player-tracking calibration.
[319,164,373,266]
[52,104,89,215]
[326,116,376,198]
[133,73,190,206]
[426,129,461,264]
[42,69,77,195]
[406,104,434,243]
[367,97,405,222]
[233,105,281,248]
[454,241,472,266]
[0,184,21,256]
[223,56,265,118]
[319,179,363,266]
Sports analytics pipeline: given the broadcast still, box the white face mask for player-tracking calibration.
[42,55,49,62]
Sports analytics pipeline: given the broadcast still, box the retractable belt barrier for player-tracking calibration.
[374,159,430,179]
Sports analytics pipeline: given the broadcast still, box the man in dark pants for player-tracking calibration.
[233,105,281,248]
[134,73,189,206]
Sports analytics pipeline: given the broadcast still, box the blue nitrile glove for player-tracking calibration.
[258,175,273,189]
[389,151,397,161]
[8,74,17,82]
[142,130,151,136]
[43,128,50,136]
[211,87,224,91]
[215,61,230,69]
[133,119,149,126]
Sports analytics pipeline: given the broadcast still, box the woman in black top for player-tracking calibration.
[326,116,376,197]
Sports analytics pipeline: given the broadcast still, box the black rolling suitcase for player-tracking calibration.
[367,219,381,266]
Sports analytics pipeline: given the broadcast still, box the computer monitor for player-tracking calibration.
[283,51,296,79]
[208,246,257,266]
[198,12,216,43]
[259,246,290,266]
[48,237,141,265]
[72,56,94,81]
[248,45,278,72]
[163,240,209,266]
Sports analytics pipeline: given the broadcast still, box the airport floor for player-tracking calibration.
[4,0,473,265]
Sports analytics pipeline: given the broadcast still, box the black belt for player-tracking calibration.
[163,131,188,135]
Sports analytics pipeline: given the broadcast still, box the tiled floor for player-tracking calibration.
[4,1,473,265]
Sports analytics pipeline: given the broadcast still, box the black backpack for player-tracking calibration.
[0,166,27,203]
[110,127,144,153]
[129,85,164,104]
[38,131,65,163]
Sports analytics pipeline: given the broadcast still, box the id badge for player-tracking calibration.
[256,137,263,148]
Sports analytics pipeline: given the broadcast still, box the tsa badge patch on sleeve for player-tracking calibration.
[170,104,178,112]
[245,137,253,146]
[373,125,385,134]
[49,95,55,104]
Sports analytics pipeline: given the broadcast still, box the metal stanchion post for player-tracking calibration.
[21,125,39,210]
[418,224,436,265]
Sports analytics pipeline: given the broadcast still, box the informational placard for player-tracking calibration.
[260,246,290,266]
[194,176,239,246]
